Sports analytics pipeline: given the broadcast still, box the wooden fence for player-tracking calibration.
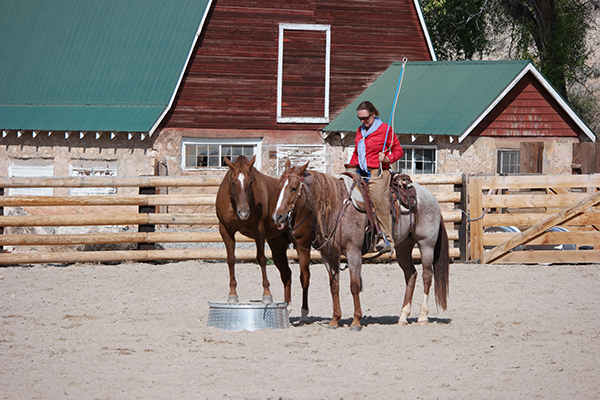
[468,174,600,264]
[0,174,464,266]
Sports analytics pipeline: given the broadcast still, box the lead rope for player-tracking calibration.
[379,57,408,175]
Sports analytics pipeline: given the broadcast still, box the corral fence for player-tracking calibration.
[468,173,600,264]
[0,174,465,266]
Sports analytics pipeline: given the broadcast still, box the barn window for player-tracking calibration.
[277,23,331,123]
[69,160,118,195]
[8,159,54,196]
[395,147,437,174]
[497,150,520,174]
[276,145,327,174]
[182,138,262,170]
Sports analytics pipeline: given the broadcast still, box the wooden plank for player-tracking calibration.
[0,176,223,188]
[490,249,600,264]
[483,231,600,246]
[483,193,588,208]
[0,232,253,246]
[0,213,218,227]
[481,174,600,190]
[0,194,216,207]
[0,246,461,266]
[484,191,600,263]
[483,211,600,227]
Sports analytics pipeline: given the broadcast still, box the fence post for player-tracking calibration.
[138,184,156,250]
[468,176,484,262]
[455,173,467,262]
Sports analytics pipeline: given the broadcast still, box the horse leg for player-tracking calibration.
[417,243,435,324]
[346,250,363,331]
[323,256,342,328]
[219,224,239,303]
[396,238,417,325]
[267,236,293,304]
[297,247,312,324]
[254,235,273,304]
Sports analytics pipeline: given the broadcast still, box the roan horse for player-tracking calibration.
[272,161,449,329]
[216,156,315,322]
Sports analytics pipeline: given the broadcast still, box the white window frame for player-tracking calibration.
[276,144,327,174]
[394,146,438,175]
[69,160,118,195]
[8,159,54,196]
[181,138,262,171]
[497,149,520,174]
[277,23,331,124]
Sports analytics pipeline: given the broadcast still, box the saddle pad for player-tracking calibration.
[337,174,367,212]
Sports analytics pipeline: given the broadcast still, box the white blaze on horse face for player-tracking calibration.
[275,178,290,217]
[237,173,245,190]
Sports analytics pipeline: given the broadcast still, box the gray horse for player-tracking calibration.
[273,161,449,329]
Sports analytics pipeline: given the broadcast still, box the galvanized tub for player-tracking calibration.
[207,301,291,331]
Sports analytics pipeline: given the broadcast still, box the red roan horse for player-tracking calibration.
[273,161,449,330]
[216,156,314,322]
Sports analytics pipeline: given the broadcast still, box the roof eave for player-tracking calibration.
[458,62,596,143]
[149,0,214,135]
[413,0,437,61]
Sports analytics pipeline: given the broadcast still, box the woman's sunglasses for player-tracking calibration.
[357,114,372,122]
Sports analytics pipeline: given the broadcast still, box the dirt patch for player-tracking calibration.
[1,260,599,399]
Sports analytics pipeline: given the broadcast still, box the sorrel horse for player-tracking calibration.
[273,161,369,331]
[272,161,449,329]
[216,156,314,321]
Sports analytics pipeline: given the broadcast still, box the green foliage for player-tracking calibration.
[420,0,599,136]
[422,0,491,60]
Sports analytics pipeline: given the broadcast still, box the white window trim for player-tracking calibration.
[277,23,331,124]
[396,145,438,174]
[181,138,262,171]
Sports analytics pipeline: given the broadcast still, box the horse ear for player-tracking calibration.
[285,159,291,170]
[300,162,309,174]
[249,155,256,168]
[224,157,234,169]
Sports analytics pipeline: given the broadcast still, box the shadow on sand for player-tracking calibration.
[290,315,452,328]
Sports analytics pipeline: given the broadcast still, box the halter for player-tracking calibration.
[281,173,305,230]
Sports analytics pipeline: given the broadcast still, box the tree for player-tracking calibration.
[421,0,600,133]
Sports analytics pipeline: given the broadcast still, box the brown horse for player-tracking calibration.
[272,161,449,329]
[216,156,314,322]
[273,161,368,330]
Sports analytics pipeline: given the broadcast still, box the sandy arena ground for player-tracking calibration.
[1,259,599,399]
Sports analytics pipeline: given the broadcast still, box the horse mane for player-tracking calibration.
[305,169,346,236]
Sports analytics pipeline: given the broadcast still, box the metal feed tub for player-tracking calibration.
[207,301,291,331]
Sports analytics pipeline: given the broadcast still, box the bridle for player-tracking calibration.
[283,172,355,253]
[281,173,305,230]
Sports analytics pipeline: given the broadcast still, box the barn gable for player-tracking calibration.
[323,61,595,143]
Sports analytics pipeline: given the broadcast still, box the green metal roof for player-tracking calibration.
[0,0,211,133]
[323,60,594,141]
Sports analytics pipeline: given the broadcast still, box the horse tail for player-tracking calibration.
[433,217,450,310]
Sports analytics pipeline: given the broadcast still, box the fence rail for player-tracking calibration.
[0,174,465,265]
[468,174,600,264]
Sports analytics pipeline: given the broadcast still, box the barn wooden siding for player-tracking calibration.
[162,0,433,132]
[473,72,582,138]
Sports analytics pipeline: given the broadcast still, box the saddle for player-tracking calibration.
[389,173,417,236]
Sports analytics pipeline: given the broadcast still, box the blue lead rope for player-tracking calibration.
[383,58,408,154]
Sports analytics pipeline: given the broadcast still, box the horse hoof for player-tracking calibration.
[398,320,409,326]
[227,295,239,304]
[349,325,362,332]
[418,318,429,325]
[262,295,273,304]
[327,323,338,329]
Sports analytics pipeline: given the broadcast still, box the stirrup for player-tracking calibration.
[375,235,391,253]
